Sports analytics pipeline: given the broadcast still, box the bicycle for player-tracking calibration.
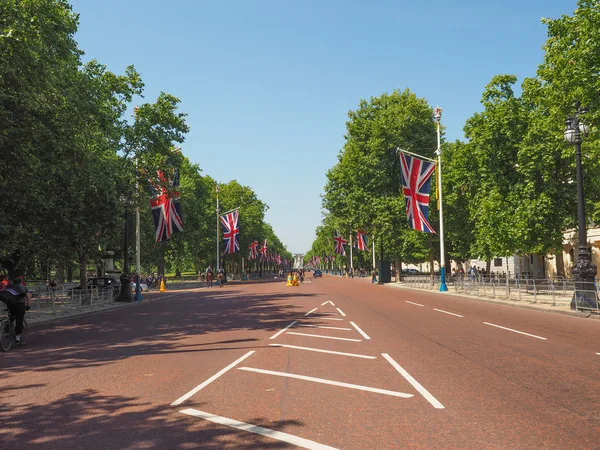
[0,307,28,351]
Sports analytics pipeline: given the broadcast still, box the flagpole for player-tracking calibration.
[349,234,353,274]
[133,106,143,302]
[372,239,376,271]
[435,106,448,292]
[216,185,220,271]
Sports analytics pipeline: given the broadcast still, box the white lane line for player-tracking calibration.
[269,321,298,340]
[297,324,352,331]
[336,308,347,317]
[171,351,255,406]
[406,301,424,307]
[483,322,547,340]
[433,308,463,318]
[321,300,335,306]
[382,353,445,409]
[269,344,377,359]
[305,308,318,316]
[349,321,371,340]
[596,353,600,356]
[180,408,339,450]
[286,332,362,342]
[238,367,413,398]
[320,318,344,321]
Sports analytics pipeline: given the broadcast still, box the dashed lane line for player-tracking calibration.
[406,301,424,307]
[269,321,298,340]
[336,308,347,317]
[238,367,413,398]
[269,344,377,359]
[349,321,371,340]
[305,308,318,316]
[319,318,344,321]
[180,408,339,450]
[382,353,445,409]
[286,332,362,342]
[171,351,255,406]
[297,324,353,331]
[483,322,547,340]
[433,308,463,318]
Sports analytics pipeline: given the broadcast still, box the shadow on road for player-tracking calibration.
[0,287,328,375]
[0,388,303,449]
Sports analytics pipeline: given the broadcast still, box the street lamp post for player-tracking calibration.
[117,198,133,302]
[435,106,449,292]
[564,102,596,310]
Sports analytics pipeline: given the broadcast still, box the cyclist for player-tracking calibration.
[4,277,31,345]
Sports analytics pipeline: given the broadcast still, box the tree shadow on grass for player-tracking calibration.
[0,388,303,449]
[0,288,335,375]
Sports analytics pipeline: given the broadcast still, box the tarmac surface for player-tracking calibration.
[1,274,599,449]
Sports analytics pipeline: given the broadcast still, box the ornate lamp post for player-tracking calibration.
[564,102,596,310]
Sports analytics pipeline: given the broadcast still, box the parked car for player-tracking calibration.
[313,270,322,278]
[402,269,420,275]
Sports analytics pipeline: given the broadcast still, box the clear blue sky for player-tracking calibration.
[71,0,576,254]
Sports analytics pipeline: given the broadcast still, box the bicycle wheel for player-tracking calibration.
[19,319,27,345]
[0,319,12,351]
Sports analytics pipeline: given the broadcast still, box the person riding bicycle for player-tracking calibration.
[3,277,31,345]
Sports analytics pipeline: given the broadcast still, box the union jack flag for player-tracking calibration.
[355,230,369,251]
[249,241,259,260]
[334,230,347,255]
[150,169,184,243]
[220,209,240,254]
[260,240,268,260]
[400,153,436,233]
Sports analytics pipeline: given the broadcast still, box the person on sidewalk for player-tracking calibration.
[371,268,378,284]
[3,277,31,345]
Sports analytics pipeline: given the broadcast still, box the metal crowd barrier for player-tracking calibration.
[27,285,120,319]
[401,275,577,307]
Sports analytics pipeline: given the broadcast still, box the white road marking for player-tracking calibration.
[382,353,445,409]
[180,408,339,450]
[238,367,413,398]
[287,332,362,342]
[406,301,424,307]
[320,318,344,321]
[171,351,255,406]
[483,322,547,340]
[305,308,318,316]
[433,308,463,318]
[596,353,600,356]
[349,321,371,340]
[297,324,352,331]
[269,344,377,359]
[269,321,298,340]
[321,300,335,306]
[336,308,346,316]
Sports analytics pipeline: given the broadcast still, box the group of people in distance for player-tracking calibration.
[205,265,226,288]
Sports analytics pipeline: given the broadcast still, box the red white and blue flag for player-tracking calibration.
[150,169,184,243]
[220,209,240,254]
[400,153,436,233]
[249,241,259,260]
[334,230,347,255]
[355,230,369,251]
[260,240,268,261]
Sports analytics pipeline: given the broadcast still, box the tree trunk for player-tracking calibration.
[56,261,65,283]
[395,257,402,282]
[428,235,434,285]
[78,251,87,289]
[485,259,491,277]
[556,251,565,278]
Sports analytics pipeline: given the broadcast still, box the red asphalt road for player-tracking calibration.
[1,274,600,449]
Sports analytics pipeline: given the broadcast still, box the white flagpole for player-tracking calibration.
[216,185,220,271]
[349,233,353,274]
[435,106,448,292]
[372,238,376,270]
